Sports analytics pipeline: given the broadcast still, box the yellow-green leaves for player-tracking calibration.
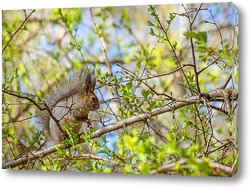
[117,129,165,174]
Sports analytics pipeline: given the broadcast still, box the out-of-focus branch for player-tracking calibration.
[150,158,237,176]
[89,7,112,74]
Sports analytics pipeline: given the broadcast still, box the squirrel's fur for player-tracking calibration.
[40,68,99,143]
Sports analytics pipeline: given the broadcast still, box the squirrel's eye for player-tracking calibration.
[91,96,95,101]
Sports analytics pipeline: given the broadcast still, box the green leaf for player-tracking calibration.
[138,163,151,174]
[103,167,112,173]
[102,135,108,143]
[149,28,156,36]
[197,31,207,43]
[184,31,207,43]
[173,41,177,50]
[166,13,175,25]
[148,5,159,20]
[142,90,149,98]
[147,20,155,27]
[126,80,133,90]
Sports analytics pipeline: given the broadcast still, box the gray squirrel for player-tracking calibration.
[40,68,99,144]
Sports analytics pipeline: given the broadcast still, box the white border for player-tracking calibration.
[1,0,231,10]
[1,0,249,188]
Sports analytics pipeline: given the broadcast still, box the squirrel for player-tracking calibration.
[39,68,99,144]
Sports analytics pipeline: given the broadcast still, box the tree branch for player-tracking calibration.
[198,53,222,74]
[2,89,238,169]
[2,89,68,139]
[57,153,119,166]
[182,3,203,93]
[150,158,237,176]
[89,7,112,74]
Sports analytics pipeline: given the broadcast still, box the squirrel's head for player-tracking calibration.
[73,72,99,121]
[81,72,100,111]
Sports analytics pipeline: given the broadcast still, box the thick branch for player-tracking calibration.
[2,89,238,169]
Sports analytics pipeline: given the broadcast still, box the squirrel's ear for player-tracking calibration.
[84,73,92,85]
[83,73,92,94]
[90,76,96,91]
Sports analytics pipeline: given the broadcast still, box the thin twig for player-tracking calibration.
[89,7,112,74]
[2,9,36,53]
[2,89,43,110]
[182,3,203,93]
[58,9,86,62]
[205,8,224,48]
[117,64,174,100]
[152,7,192,93]
[198,53,223,74]
[2,115,37,125]
[58,154,119,166]
[219,69,233,89]
[2,89,67,139]
[190,3,203,26]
